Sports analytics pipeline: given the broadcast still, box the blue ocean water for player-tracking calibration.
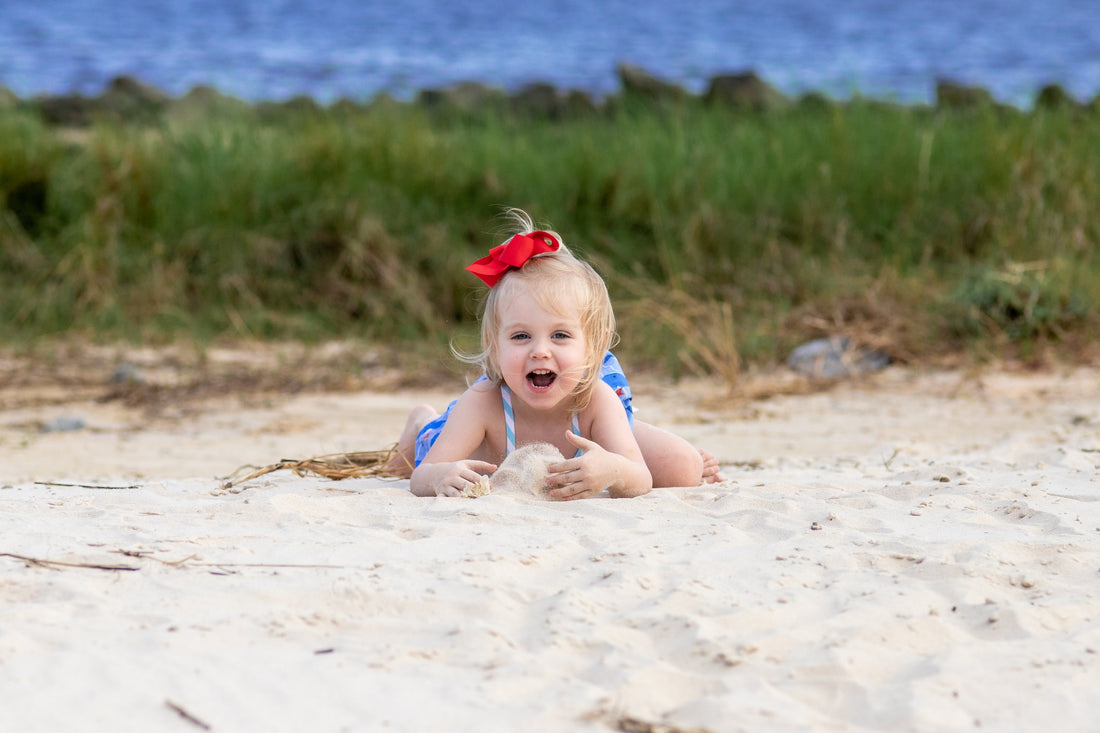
[2,0,1098,107]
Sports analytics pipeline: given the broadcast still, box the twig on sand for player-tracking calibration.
[34,481,142,490]
[0,552,140,571]
[218,446,401,492]
[165,700,211,730]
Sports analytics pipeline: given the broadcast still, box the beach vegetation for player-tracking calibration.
[1,91,1097,380]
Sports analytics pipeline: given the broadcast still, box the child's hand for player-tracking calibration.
[429,460,497,497]
[545,432,625,500]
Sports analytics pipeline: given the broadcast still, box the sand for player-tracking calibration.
[2,356,1099,732]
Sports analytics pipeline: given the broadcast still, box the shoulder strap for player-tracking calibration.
[501,383,516,456]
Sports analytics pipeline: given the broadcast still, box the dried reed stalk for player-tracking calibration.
[220,446,403,491]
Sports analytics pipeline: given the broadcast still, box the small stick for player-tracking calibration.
[34,481,141,490]
[0,552,140,571]
[199,562,351,570]
[165,700,211,731]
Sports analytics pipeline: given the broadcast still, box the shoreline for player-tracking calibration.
[5,66,1096,130]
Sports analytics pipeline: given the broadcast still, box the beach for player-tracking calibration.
[2,347,1098,732]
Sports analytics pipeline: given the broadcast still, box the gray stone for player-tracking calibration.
[787,337,890,379]
[41,416,87,433]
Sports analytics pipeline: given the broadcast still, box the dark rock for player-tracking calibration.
[510,82,566,119]
[796,91,835,112]
[509,83,597,120]
[103,75,170,105]
[615,63,688,103]
[787,337,890,379]
[1034,83,1078,111]
[416,81,508,113]
[564,89,599,116]
[935,79,995,109]
[98,75,171,122]
[705,72,790,111]
[33,93,98,126]
[510,82,562,117]
[33,75,171,126]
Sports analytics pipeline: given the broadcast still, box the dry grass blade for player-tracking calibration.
[618,278,742,390]
[219,446,402,491]
[1,552,140,572]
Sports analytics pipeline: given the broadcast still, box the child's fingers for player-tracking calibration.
[549,481,599,501]
[546,456,581,475]
[465,460,498,475]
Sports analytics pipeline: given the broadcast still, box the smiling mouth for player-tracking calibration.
[527,369,557,389]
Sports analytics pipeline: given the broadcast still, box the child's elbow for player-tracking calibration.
[610,466,653,498]
[652,450,704,489]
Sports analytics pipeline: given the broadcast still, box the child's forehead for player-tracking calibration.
[496,286,583,324]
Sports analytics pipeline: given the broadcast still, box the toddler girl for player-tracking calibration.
[388,210,720,498]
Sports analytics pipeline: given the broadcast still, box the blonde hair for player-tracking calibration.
[460,209,616,412]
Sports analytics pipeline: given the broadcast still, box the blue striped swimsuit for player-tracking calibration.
[500,383,583,457]
[414,350,631,466]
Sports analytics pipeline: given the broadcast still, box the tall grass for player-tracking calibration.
[1,97,1096,373]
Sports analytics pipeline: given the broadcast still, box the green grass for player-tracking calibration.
[1,95,1097,376]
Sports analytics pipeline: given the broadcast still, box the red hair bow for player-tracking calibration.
[465,230,560,287]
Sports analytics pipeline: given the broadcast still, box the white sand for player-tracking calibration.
[2,364,1099,732]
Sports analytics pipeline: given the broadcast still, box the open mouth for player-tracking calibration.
[527,369,557,389]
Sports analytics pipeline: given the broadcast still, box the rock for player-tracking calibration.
[1034,84,1078,111]
[935,79,995,110]
[787,337,890,379]
[616,63,688,103]
[416,81,508,114]
[41,416,87,433]
[510,82,596,120]
[32,93,98,126]
[110,363,144,385]
[704,71,790,111]
[98,75,171,122]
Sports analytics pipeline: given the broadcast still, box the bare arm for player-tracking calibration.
[545,383,652,500]
[409,387,499,497]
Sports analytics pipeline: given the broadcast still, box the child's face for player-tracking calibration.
[496,287,588,411]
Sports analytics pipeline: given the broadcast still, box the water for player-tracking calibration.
[2,0,1098,107]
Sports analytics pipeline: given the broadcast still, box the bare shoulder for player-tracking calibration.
[589,379,625,411]
[452,379,502,415]
[420,380,502,463]
[443,379,503,440]
[582,380,633,430]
